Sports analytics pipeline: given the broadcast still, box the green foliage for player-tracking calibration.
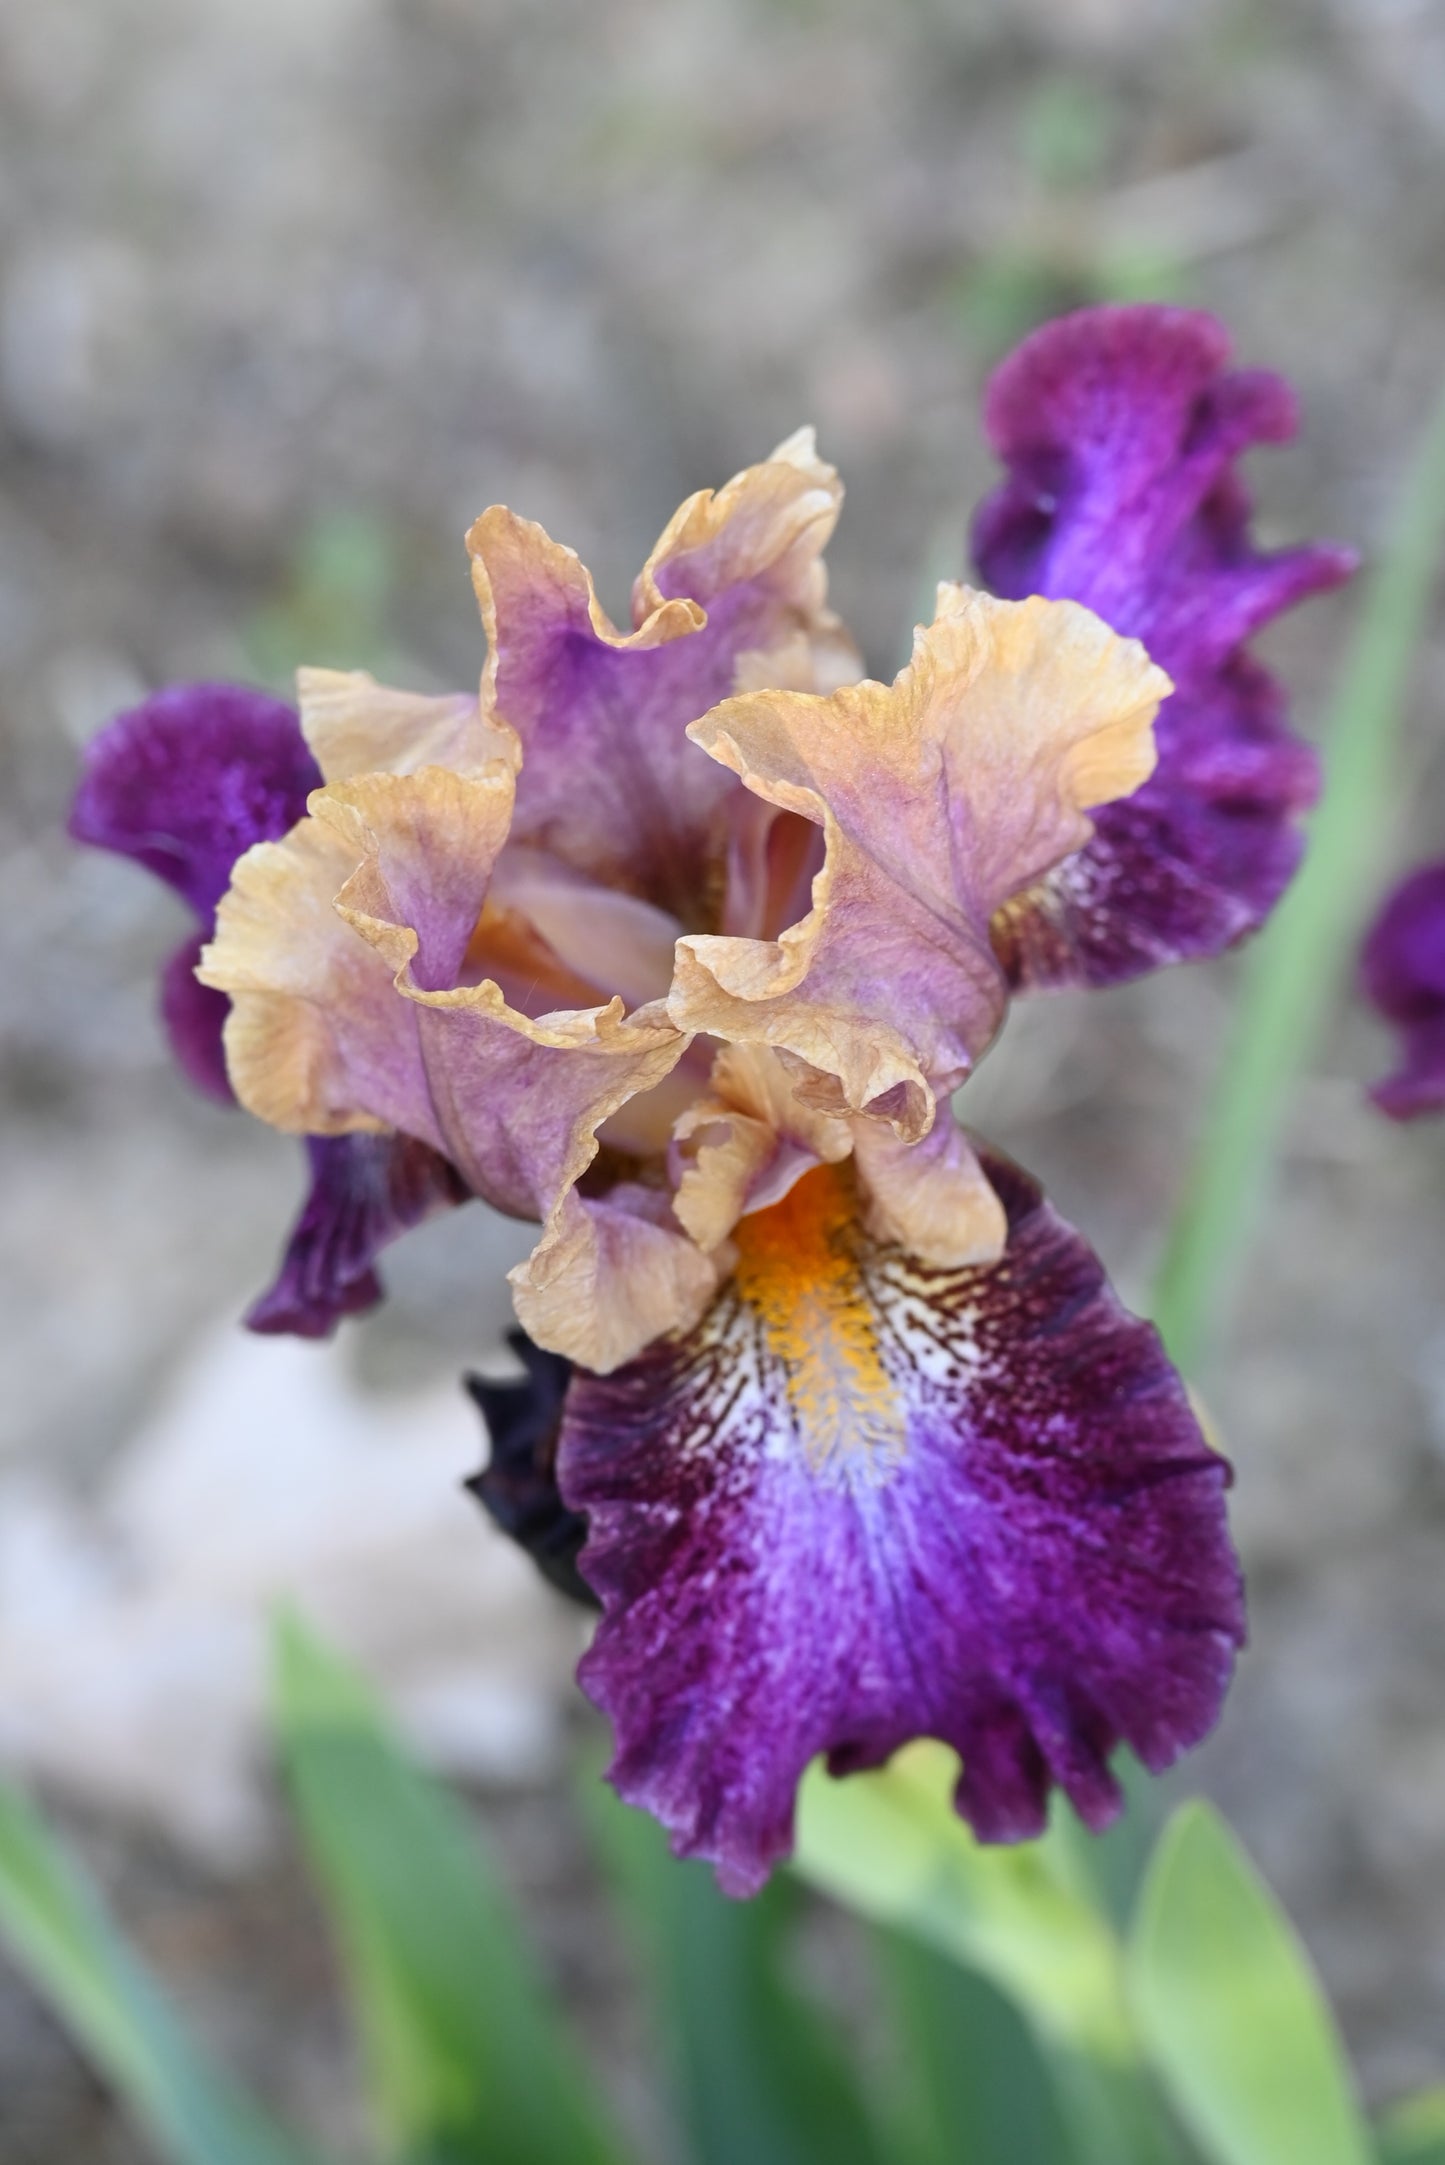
[3,1644,1442,2165]
[0,1782,318,2165]
[584,1773,885,2165]
[1126,1803,1372,2165]
[792,1744,1195,2165]
[272,1614,628,2165]
[875,1929,1076,2165]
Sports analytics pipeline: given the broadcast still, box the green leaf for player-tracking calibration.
[0,1782,319,2165]
[1152,378,1445,1374]
[793,1746,1193,2165]
[584,1770,884,2165]
[271,1613,627,2165]
[874,1929,1078,2165]
[1379,2088,1445,2165]
[1127,1802,1372,2165]
[794,1743,1130,2058]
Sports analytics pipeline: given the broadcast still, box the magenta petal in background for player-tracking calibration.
[1362,858,1445,1120]
[560,1152,1244,1896]
[70,682,322,920]
[973,304,1356,988]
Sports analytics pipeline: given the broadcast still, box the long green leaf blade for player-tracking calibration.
[1127,1802,1372,2165]
[271,1614,626,2165]
[874,1928,1079,2165]
[793,1745,1191,2165]
[584,1772,884,2165]
[1152,381,1445,1373]
[0,1783,318,2165]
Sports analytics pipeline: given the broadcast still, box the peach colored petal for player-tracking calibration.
[198,810,433,1143]
[204,738,707,1371]
[671,1044,852,1252]
[851,1110,1006,1268]
[512,1184,723,1375]
[296,666,518,785]
[671,586,1170,1141]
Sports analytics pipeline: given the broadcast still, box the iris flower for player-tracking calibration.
[1362,858,1445,1120]
[71,306,1351,1892]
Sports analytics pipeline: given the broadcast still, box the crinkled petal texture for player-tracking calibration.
[200,686,709,1373]
[69,682,322,921]
[671,585,1168,1141]
[973,305,1356,988]
[562,1156,1243,1896]
[69,682,459,1336]
[1362,859,1445,1120]
[468,429,856,918]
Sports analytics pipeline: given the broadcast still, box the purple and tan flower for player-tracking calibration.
[72,306,1352,1894]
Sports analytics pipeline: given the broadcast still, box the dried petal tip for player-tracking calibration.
[1362,859,1445,1120]
[466,1332,596,1608]
[974,304,1356,989]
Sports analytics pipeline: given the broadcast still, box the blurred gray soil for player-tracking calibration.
[4,0,1445,2151]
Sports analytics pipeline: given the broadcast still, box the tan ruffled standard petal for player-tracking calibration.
[297,667,518,784]
[466,432,858,914]
[373,981,707,1374]
[200,753,518,1141]
[670,1043,852,1253]
[199,810,437,1144]
[671,585,1170,1141]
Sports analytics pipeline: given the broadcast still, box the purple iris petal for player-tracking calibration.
[160,930,237,1105]
[71,682,462,1335]
[560,1152,1243,1896]
[70,682,322,919]
[1362,858,1445,1120]
[973,305,1356,987]
[247,1132,468,1339]
[71,684,322,1095]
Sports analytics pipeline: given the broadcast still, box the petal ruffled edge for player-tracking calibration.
[562,1152,1243,1895]
[972,303,1357,989]
[671,585,1168,1140]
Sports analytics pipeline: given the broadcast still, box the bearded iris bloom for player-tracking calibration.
[71,306,1351,1893]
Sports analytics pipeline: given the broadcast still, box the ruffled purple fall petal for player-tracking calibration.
[246,1133,468,1339]
[560,1154,1243,1896]
[973,305,1356,988]
[1362,858,1445,1120]
[465,1331,596,1607]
